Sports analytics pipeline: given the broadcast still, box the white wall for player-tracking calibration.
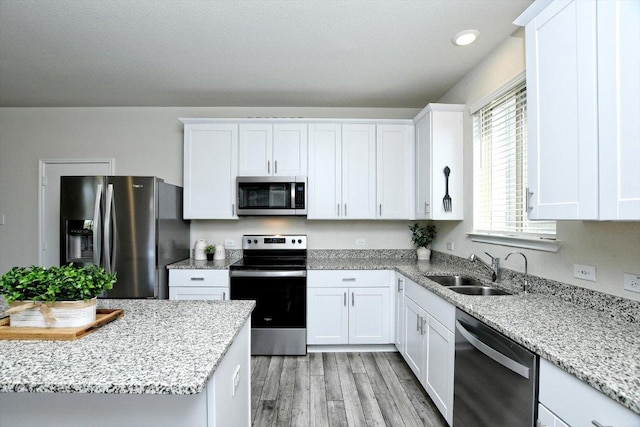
[0,106,419,273]
[436,29,640,301]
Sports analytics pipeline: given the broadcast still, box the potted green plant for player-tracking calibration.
[409,223,436,260]
[0,264,116,328]
[205,244,216,261]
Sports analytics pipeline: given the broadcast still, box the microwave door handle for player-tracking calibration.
[93,184,103,265]
[455,320,530,379]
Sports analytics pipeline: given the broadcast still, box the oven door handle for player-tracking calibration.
[455,320,530,379]
[229,270,307,278]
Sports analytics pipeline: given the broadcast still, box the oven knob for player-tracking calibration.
[298,239,302,244]
[253,239,258,244]
[247,239,251,244]
[291,239,295,244]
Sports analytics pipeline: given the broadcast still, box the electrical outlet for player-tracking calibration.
[573,264,597,282]
[356,239,366,246]
[624,273,640,293]
[232,365,241,396]
[446,242,455,251]
[224,240,235,247]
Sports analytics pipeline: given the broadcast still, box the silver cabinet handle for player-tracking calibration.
[337,204,340,217]
[344,204,347,217]
[591,422,611,427]
[190,277,205,281]
[417,315,420,332]
[526,187,534,213]
[342,278,356,282]
[379,204,382,216]
[426,203,430,214]
[344,292,347,306]
[267,160,271,174]
[232,203,235,216]
[351,292,354,306]
[223,292,226,300]
[275,160,278,174]
[397,278,404,292]
[421,317,427,335]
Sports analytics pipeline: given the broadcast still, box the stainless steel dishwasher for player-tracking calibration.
[454,309,538,427]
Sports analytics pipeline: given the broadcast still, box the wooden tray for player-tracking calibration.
[0,308,124,341]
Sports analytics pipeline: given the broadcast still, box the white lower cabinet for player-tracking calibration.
[399,274,455,426]
[538,403,569,427]
[538,358,639,427]
[394,273,406,356]
[169,269,229,301]
[307,270,392,345]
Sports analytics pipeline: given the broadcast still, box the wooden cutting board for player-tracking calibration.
[0,308,124,341]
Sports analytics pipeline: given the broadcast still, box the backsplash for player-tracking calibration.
[308,249,416,259]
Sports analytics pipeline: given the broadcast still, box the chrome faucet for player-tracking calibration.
[506,252,529,293]
[468,252,500,282]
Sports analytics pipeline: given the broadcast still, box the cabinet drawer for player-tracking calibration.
[169,269,229,287]
[405,279,455,331]
[307,270,391,288]
[169,286,228,300]
[539,358,639,426]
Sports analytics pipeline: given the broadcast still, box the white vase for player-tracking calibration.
[416,247,431,260]
[8,298,97,328]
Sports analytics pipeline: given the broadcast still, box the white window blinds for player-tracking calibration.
[473,81,556,236]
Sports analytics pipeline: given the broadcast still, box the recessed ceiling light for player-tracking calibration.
[453,29,480,46]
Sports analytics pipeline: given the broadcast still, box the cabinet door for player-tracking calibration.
[376,124,414,219]
[526,0,599,219]
[395,275,406,354]
[341,124,376,219]
[348,287,391,345]
[273,123,308,176]
[307,287,349,344]
[597,0,640,220]
[415,106,464,220]
[403,297,426,381]
[238,123,273,176]
[415,114,432,219]
[169,286,227,300]
[424,316,455,425]
[307,124,342,219]
[183,123,238,219]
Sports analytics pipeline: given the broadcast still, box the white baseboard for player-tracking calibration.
[307,344,398,353]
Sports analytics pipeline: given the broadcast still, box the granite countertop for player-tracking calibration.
[167,257,241,269]
[307,257,640,415]
[0,299,255,395]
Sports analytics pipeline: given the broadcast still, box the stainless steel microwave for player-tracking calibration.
[236,176,307,216]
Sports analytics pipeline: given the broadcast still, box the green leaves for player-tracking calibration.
[0,264,117,304]
[409,223,437,248]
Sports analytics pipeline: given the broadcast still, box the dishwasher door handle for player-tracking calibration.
[455,320,530,379]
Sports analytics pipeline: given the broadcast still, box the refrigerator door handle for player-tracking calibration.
[103,184,114,273]
[93,184,103,266]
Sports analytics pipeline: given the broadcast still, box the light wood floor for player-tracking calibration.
[251,352,448,427]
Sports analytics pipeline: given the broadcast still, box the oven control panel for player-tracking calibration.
[242,234,307,250]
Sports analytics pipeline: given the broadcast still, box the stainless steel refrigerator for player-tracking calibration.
[60,176,190,299]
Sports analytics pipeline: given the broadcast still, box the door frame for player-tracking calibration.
[38,159,115,266]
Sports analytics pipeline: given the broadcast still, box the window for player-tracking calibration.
[472,79,556,240]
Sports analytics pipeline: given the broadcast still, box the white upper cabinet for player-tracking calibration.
[414,104,464,220]
[342,124,377,219]
[307,123,342,219]
[518,0,640,220]
[238,123,308,176]
[376,124,415,219]
[182,122,238,219]
[597,0,640,220]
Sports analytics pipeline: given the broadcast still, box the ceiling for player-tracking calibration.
[0,0,533,108]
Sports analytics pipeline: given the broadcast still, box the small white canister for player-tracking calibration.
[213,243,226,260]
[194,239,207,260]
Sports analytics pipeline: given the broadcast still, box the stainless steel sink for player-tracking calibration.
[425,275,484,287]
[448,286,512,296]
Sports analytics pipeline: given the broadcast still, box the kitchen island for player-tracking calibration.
[0,299,255,427]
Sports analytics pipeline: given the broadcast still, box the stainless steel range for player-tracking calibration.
[229,234,307,355]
